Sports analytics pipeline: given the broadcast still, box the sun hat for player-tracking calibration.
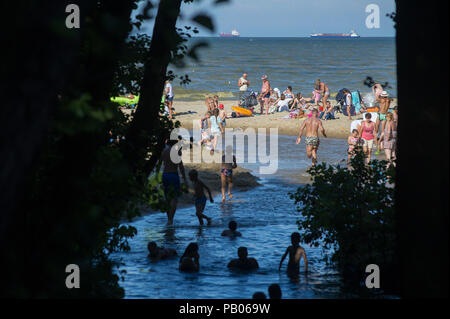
[380,91,389,97]
[261,74,268,80]
[219,104,224,109]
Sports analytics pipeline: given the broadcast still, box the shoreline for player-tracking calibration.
[123,98,397,139]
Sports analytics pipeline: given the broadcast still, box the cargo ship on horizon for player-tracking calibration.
[219,29,240,37]
[310,30,360,38]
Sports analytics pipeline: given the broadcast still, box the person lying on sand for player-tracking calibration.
[227,247,259,271]
[296,109,327,166]
[221,221,242,237]
[279,232,308,276]
[189,170,213,226]
[147,242,177,261]
[179,242,200,272]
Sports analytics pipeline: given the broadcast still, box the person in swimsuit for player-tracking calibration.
[372,82,384,101]
[375,91,392,153]
[227,247,259,271]
[296,109,327,166]
[279,232,308,277]
[218,104,227,134]
[221,146,237,202]
[188,169,213,226]
[179,242,200,272]
[161,139,187,224]
[316,79,330,109]
[199,111,212,148]
[313,79,322,106]
[221,220,242,237]
[258,74,271,115]
[347,129,360,166]
[358,112,376,164]
[147,242,177,261]
[379,112,397,167]
[209,108,223,152]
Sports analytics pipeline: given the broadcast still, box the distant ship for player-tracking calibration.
[310,30,360,38]
[219,29,240,37]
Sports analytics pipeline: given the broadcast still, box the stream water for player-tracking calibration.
[111,136,376,298]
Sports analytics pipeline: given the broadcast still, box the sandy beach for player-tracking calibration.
[125,98,397,139]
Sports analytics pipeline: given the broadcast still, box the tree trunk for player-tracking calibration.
[126,0,183,176]
[395,0,449,298]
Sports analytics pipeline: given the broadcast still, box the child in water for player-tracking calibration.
[147,242,177,261]
[188,169,213,225]
[179,242,200,272]
[347,129,360,165]
[279,232,308,276]
[221,220,242,237]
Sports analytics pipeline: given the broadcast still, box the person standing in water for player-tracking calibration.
[379,112,397,167]
[161,139,187,224]
[296,109,327,166]
[279,232,308,277]
[375,91,392,154]
[358,112,376,164]
[188,169,213,226]
[221,145,237,202]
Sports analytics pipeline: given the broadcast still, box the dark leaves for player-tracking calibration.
[192,13,215,32]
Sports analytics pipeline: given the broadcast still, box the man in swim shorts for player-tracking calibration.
[161,139,187,224]
[258,74,271,115]
[296,109,327,166]
[375,91,392,154]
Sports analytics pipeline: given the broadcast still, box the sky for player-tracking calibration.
[137,0,396,37]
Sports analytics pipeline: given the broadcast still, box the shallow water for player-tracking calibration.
[111,137,374,298]
[171,37,397,100]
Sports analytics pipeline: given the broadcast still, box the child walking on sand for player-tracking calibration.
[188,170,213,225]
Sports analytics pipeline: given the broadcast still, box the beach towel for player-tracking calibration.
[351,91,362,113]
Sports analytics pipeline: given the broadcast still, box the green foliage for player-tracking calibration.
[290,151,398,290]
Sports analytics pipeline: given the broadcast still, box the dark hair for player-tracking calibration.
[252,292,267,299]
[189,169,198,180]
[237,246,248,258]
[312,109,319,114]
[147,241,157,252]
[228,220,237,231]
[268,284,282,299]
[180,242,198,262]
[213,108,219,117]
[287,86,292,91]
[291,232,300,244]
[365,113,372,119]
[352,129,359,134]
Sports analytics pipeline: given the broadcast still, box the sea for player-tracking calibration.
[170,37,397,101]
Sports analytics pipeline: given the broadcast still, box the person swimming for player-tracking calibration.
[227,247,259,271]
[221,220,242,237]
[147,242,177,261]
[252,292,267,299]
[279,232,308,276]
[179,242,200,272]
[268,284,282,299]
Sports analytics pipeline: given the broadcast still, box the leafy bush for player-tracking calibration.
[290,151,398,293]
